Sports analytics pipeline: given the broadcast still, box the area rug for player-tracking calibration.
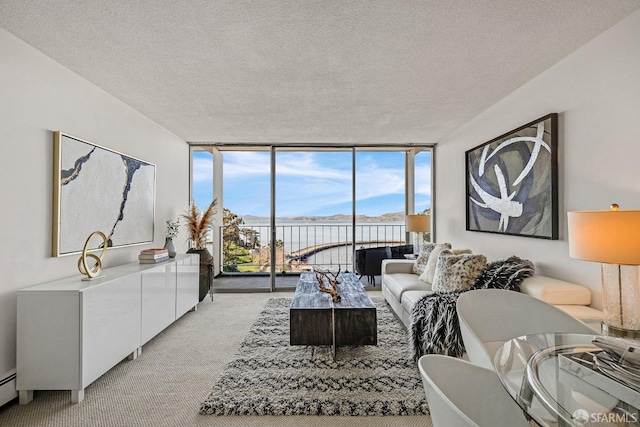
[199,297,429,416]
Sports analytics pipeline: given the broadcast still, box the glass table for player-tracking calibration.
[494,333,640,426]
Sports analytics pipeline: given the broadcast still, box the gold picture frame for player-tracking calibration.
[53,132,156,256]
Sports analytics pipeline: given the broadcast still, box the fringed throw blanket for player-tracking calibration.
[409,291,464,358]
[471,255,535,292]
[409,256,535,361]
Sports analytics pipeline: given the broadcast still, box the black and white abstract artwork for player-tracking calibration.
[465,114,558,239]
[53,132,155,256]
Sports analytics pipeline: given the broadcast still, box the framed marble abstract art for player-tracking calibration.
[53,132,155,256]
[465,113,558,240]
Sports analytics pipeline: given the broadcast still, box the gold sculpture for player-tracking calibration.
[78,231,108,280]
[314,267,341,302]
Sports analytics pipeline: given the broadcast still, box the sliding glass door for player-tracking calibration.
[191,145,432,291]
[412,149,433,246]
[220,150,272,289]
[274,148,353,289]
[354,150,407,285]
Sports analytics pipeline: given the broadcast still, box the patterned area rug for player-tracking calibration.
[199,297,429,416]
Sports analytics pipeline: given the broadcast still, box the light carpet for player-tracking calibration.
[200,297,429,416]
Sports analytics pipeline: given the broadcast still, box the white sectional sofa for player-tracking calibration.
[381,258,603,332]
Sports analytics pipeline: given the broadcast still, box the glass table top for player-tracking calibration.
[494,333,640,427]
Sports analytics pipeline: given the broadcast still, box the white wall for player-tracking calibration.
[0,29,190,379]
[435,10,640,310]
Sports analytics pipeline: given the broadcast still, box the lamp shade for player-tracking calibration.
[406,214,431,233]
[567,209,640,265]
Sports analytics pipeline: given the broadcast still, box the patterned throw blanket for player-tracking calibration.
[408,256,535,361]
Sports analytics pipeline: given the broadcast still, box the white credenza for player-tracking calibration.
[16,254,199,404]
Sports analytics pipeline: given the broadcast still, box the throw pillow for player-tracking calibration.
[432,251,487,292]
[413,242,451,275]
[412,243,436,275]
[471,256,535,292]
[418,243,451,284]
[451,249,472,255]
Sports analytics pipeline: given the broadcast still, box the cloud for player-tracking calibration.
[223,151,351,180]
[192,155,213,183]
[217,150,432,216]
[276,152,351,180]
[354,152,431,204]
[413,152,433,198]
[222,152,271,177]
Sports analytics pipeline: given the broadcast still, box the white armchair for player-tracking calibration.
[418,354,529,426]
[456,289,595,370]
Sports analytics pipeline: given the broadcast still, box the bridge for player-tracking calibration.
[288,240,405,260]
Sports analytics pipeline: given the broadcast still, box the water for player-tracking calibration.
[242,220,405,249]
[239,220,406,269]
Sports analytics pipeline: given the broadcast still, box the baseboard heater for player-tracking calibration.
[0,370,18,407]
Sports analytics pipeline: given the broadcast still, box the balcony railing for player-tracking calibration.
[215,223,407,274]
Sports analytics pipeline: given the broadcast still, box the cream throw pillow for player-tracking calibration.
[432,250,487,292]
[413,242,451,275]
[418,244,450,284]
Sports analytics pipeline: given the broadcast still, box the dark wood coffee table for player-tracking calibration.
[290,272,377,358]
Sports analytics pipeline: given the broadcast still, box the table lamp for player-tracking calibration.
[406,214,431,248]
[567,204,640,337]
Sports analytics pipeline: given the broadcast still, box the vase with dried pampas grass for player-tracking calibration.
[183,199,217,301]
[182,199,218,250]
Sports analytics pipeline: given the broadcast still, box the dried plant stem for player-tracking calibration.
[182,199,218,250]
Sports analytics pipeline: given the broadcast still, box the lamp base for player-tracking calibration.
[600,263,640,337]
[601,322,640,339]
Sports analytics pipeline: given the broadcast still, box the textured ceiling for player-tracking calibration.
[1,1,639,144]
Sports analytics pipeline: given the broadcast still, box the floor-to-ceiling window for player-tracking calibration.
[412,149,432,246]
[274,148,353,289]
[190,149,217,256]
[191,150,215,209]
[221,149,272,289]
[191,145,432,291]
[354,149,406,254]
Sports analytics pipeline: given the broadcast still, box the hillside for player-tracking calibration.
[241,210,430,223]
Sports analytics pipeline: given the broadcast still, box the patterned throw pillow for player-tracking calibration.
[451,249,472,255]
[418,244,451,284]
[412,243,451,275]
[412,243,436,275]
[432,251,487,292]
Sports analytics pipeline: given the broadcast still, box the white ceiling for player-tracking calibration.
[1,1,639,145]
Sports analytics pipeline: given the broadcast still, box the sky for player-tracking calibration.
[192,150,431,218]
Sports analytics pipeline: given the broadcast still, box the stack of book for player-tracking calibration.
[138,248,169,264]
